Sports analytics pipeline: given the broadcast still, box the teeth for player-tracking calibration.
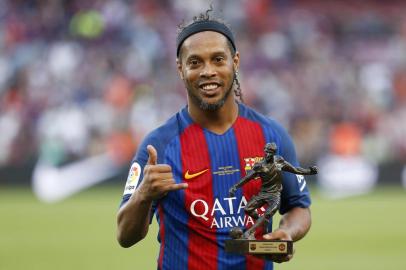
[202,84,218,90]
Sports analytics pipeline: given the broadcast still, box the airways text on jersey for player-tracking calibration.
[189,195,265,229]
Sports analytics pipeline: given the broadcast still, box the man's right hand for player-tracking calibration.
[229,186,237,197]
[137,145,188,201]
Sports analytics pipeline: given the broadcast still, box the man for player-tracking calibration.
[117,11,312,270]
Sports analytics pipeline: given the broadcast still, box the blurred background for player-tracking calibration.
[1,0,405,269]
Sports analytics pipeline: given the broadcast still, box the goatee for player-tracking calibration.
[188,83,233,111]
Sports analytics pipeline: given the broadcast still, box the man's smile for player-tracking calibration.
[198,82,223,97]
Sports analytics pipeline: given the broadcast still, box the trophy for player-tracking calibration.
[225,142,317,255]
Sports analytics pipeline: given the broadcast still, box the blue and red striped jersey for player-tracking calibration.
[120,103,311,270]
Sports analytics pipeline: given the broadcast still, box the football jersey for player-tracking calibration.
[120,103,311,270]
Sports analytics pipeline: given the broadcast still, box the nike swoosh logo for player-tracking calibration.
[184,169,209,180]
[32,153,120,203]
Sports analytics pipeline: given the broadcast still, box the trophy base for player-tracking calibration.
[225,239,293,255]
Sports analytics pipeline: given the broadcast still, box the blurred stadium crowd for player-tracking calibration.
[1,0,406,180]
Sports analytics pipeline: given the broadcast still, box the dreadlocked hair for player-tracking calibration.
[177,5,213,33]
[234,72,243,103]
[177,5,244,103]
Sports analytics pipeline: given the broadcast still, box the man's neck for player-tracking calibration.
[188,97,239,135]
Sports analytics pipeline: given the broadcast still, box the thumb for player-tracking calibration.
[263,229,290,241]
[263,232,278,240]
[146,145,158,165]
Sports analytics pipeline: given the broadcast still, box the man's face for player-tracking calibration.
[265,143,276,160]
[177,31,239,111]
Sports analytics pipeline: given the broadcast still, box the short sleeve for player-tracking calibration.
[275,124,312,214]
[118,133,159,223]
[117,115,180,223]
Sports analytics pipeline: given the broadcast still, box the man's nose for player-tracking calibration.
[200,64,217,78]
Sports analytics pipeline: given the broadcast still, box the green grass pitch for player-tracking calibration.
[1,185,405,270]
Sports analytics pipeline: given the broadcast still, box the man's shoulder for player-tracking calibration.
[252,162,263,171]
[275,155,285,163]
[274,155,286,166]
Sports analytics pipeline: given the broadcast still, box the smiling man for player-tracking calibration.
[116,10,312,270]
[179,30,237,112]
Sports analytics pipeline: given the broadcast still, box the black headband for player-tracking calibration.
[176,20,236,57]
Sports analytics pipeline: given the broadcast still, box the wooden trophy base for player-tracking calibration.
[225,239,293,255]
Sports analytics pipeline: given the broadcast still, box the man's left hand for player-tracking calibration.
[255,229,294,263]
[309,166,318,174]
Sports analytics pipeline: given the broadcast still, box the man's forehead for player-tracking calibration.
[181,31,229,54]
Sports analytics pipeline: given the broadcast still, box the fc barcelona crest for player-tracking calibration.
[243,157,263,172]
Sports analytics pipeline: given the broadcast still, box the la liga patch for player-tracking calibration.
[123,162,141,195]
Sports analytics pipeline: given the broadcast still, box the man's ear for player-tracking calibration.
[176,58,184,80]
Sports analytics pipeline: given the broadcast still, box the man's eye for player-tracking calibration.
[215,57,224,62]
[190,60,199,65]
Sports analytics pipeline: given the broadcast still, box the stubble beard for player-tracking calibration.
[186,77,235,111]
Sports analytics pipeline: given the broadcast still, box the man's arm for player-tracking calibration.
[275,207,311,242]
[280,158,317,175]
[116,145,188,248]
[229,169,257,196]
[261,207,311,263]
[116,189,154,247]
